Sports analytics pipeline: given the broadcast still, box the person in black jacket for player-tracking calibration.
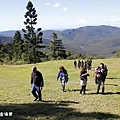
[31,67,44,101]
[96,63,108,94]
[80,67,89,95]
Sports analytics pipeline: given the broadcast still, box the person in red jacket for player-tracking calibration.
[31,67,44,101]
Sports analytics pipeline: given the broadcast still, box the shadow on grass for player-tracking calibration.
[0,101,120,120]
[87,92,120,95]
[66,89,90,92]
[103,92,120,95]
[65,89,80,92]
[107,77,120,80]
[105,84,118,86]
[41,100,79,105]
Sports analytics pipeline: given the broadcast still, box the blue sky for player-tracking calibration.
[0,0,120,31]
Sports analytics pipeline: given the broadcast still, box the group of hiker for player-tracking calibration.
[93,63,108,94]
[30,60,108,101]
[74,59,92,70]
[80,62,108,95]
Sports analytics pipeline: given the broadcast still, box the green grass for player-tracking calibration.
[0,58,120,120]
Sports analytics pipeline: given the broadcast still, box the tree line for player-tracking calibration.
[0,1,83,64]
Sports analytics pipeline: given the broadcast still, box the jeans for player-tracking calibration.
[60,78,66,92]
[31,84,42,100]
[80,85,86,94]
[97,80,105,94]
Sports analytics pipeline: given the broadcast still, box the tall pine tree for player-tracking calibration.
[0,43,5,62]
[4,42,13,61]
[13,31,23,61]
[22,1,43,63]
[49,32,66,59]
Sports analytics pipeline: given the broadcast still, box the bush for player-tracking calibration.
[94,56,105,59]
[13,61,24,65]
[114,51,120,58]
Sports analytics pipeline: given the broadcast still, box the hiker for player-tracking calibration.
[74,60,77,69]
[57,66,68,92]
[84,60,87,68]
[96,63,108,94]
[78,60,81,69]
[104,65,108,77]
[93,66,100,84]
[81,60,84,68]
[87,59,92,70]
[80,67,89,95]
[31,67,44,101]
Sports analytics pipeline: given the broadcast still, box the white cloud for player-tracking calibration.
[53,3,60,8]
[105,19,120,26]
[63,7,68,11]
[74,18,99,27]
[59,23,65,27]
[77,19,89,25]
[44,2,52,6]
[110,19,120,22]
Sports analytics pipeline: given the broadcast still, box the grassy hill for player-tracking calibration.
[0,58,120,120]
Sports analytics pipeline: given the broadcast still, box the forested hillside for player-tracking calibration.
[0,25,120,57]
[0,36,13,43]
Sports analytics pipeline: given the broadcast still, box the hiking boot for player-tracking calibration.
[34,97,38,101]
[38,98,42,101]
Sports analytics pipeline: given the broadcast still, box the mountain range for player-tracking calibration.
[0,25,120,57]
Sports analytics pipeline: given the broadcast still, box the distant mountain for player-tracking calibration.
[0,30,17,37]
[56,25,120,57]
[0,35,13,44]
[0,25,120,57]
[0,30,18,44]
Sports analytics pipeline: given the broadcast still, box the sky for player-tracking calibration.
[0,0,120,31]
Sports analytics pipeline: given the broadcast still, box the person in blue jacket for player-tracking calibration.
[57,66,68,92]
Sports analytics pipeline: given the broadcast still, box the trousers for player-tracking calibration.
[31,84,42,100]
[97,80,105,94]
[80,85,86,94]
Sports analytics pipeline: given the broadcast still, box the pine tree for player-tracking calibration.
[56,39,66,59]
[22,1,44,63]
[0,43,5,62]
[13,31,23,61]
[4,42,13,61]
[49,32,66,59]
[49,32,58,58]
